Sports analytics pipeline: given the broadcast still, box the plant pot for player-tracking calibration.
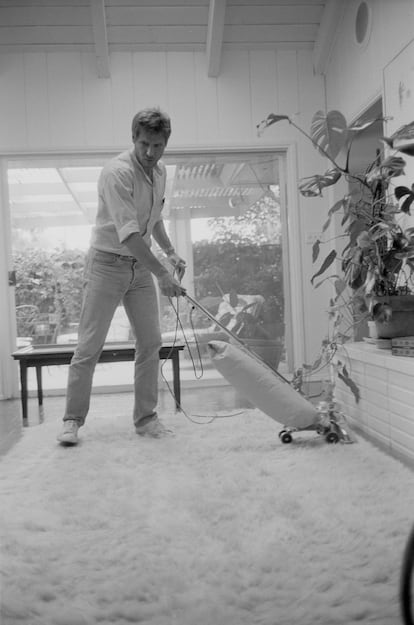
[236,338,282,371]
[367,320,378,339]
[372,295,414,339]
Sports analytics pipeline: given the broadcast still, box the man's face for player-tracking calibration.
[133,128,167,172]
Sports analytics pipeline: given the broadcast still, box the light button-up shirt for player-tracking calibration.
[90,149,166,255]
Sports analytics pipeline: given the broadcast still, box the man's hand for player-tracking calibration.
[167,252,186,282]
[157,271,186,298]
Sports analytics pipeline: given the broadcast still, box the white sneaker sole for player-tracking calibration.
[57,433,79,445]
[135,424,174,438]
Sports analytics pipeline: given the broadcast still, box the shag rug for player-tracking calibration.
[1,407,413,625]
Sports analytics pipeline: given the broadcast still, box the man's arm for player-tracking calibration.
[152,221,186,281]
[152,220,175,255]
[123,232,185,297]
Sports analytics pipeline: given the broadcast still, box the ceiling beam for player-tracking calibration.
[206,0,226,78]
[313,0,345,75]
[90,0,110,78]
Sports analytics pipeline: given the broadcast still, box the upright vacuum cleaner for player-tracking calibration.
[184,294,353,444]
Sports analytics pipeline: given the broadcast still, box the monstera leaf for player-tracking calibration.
[298,168,341,197]
[395,184,414,214]
[310,110,348,160]
[349,116,385,132]
[256,113,290,136]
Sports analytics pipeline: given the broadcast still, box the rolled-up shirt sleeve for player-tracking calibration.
[100,168,140,243]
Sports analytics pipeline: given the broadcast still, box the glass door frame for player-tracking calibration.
[1,145,301,400]
[0,157,16,400]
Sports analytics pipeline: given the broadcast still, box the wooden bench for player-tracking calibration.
[12,342,185,422]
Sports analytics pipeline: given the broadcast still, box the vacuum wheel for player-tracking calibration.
[326,431,339,444]
[279,430,293,444]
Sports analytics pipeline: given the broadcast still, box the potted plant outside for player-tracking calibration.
[226,291,284,371]
[199,289,283,370]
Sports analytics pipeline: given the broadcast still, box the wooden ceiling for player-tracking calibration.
[0,0,343,77]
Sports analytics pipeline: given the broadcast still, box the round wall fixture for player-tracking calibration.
[355,1,372,47]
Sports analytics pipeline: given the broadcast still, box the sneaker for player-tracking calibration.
[135,417,173,438]
[57,420,80,445]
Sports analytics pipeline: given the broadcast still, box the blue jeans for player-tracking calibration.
[64,249,162,427]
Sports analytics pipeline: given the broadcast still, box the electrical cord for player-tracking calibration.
[160,294,246,425]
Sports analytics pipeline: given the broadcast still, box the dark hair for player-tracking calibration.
[131,107,171,142]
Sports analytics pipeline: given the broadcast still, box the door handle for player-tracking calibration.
[8,270,16,286]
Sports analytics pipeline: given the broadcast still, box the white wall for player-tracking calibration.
[0,47,330,398]
[324,0,414,204]
[325,0,414,123]
[323,0,414,236]
[324,0,414,202]
[322,1,414,440]
[315,0,414,358]
[0,48,325,153]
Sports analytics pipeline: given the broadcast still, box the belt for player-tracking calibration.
[92,249,137,262]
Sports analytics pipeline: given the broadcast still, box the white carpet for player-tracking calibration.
[1,408,413,625]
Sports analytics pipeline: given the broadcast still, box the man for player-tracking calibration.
[57,107,186,446]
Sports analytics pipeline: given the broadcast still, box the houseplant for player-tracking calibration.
[257,109,414,397]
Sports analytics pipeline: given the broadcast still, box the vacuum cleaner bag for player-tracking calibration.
[208,340,318,429]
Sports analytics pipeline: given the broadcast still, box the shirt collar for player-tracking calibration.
[130,149,162,180]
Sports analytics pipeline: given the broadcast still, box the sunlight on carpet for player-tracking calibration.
[1,408,413,625]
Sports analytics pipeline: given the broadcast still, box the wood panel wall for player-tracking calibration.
[0,48,325,153]
[0,46,330,400]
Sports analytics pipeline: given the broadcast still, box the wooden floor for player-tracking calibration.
[0,383,252,458]
[0,397,23,457]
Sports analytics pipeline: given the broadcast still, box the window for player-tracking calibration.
[159,153,285,373]
[8,151,287,390]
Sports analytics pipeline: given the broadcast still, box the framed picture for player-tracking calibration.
[383,38,414,189]
[383,38,414,129]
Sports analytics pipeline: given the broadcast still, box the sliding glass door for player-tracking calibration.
[159,153,285,372]
[7,150,287,391]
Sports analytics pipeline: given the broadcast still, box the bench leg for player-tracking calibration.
[36,365,43,407]
[19,362,28,423]
[171,352,181,412]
